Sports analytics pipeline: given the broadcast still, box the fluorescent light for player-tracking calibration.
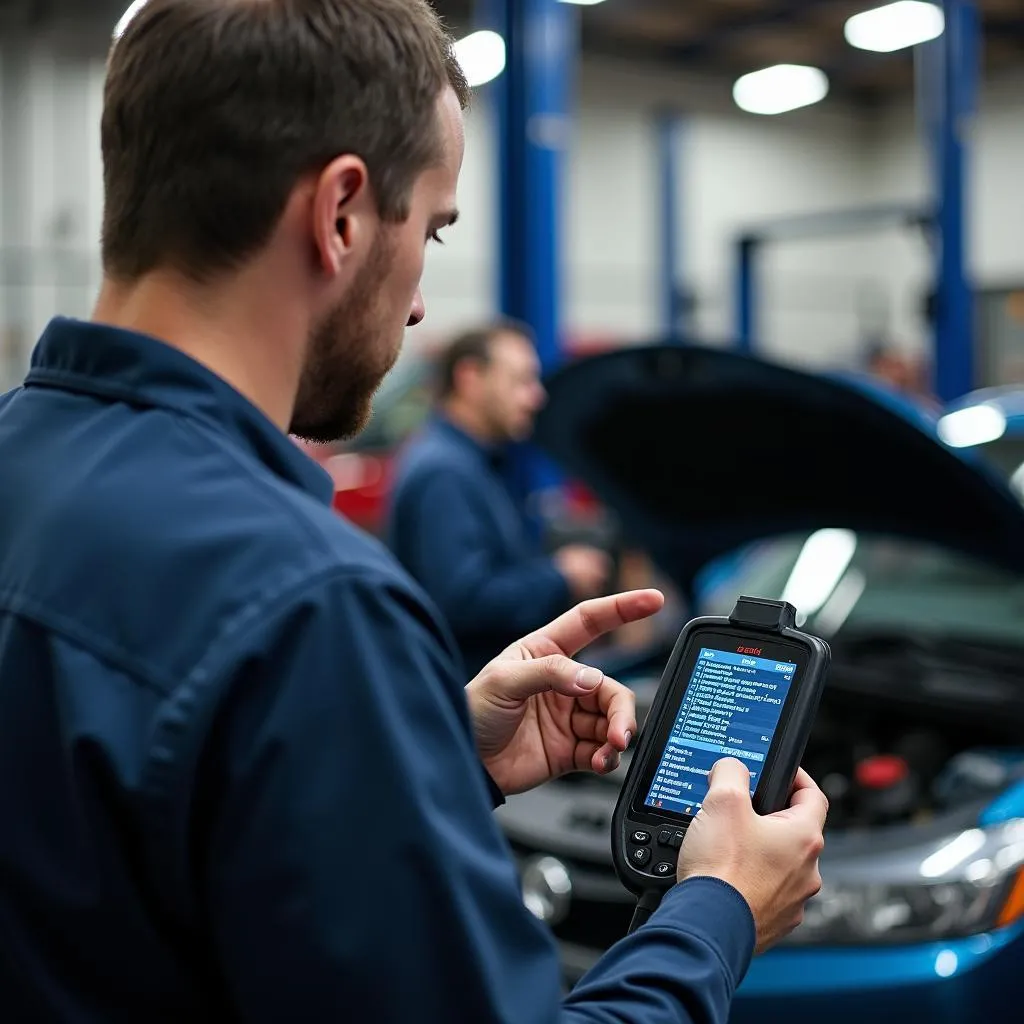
[937,404,1007,448]
[845,2,945,53]
[453,30,506,88]
[113,0,148,39]
[732,64,829,116]
[558,0,610,4]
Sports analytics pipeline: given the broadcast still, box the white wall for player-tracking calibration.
[2,37,1023,391]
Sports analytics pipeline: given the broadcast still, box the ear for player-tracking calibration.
[310,155,376,278]
[452,356,485,397]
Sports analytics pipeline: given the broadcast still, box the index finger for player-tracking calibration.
[523,590,665,658]
[778,768,829,829]
[581,676,636,752]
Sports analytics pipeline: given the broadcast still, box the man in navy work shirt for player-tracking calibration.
[0,2,827,1022]
[388,322,611,676]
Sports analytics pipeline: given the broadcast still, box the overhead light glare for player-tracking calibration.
[558,0,610,5]
[732,64,829,116]
[844,1,945,53]
[937,404,1007,448]
[453,30,507,88]
[781,529,858,617]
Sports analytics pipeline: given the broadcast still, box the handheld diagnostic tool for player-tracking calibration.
[612,596,830,931]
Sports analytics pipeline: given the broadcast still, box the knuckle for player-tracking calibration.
[709,785,747,809]
[543,655,566,679]
[577,602,599,636]
[806,831,825,859]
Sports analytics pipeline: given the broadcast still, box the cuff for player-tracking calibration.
[650,876,757,992]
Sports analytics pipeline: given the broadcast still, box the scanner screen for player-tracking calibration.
[643,647,796,816]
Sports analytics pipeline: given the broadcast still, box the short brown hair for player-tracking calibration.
[435,319,535,399]
[101,0,469,283]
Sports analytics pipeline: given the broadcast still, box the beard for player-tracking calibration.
[289,233,401,444]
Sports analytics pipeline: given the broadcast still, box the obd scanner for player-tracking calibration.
[612,596,830,933]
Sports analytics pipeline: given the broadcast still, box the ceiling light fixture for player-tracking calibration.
[732,64,829,116]
[453,30,507,88]
[844,1,945,53]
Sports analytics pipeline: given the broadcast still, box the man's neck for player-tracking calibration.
[92,267,307,433]
[441,399,498,447]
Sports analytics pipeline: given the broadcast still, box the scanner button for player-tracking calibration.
[630,846,652,867]
[657,829,672,846]
[631,830,651,845]
[670,831,685,849]
[653,861,674,878]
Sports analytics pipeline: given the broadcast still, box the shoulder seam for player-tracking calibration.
[0,589,177,696]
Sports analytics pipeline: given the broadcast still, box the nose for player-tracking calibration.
[407,288,425,328]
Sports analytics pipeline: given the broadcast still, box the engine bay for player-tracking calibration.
[801,687,1024,832]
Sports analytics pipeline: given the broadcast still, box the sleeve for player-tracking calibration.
[197,569,754,1024]
[392,466,572,639]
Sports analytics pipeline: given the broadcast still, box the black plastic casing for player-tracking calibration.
[611,597,831,897]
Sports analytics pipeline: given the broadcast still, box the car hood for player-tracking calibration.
[533,344,1024,594]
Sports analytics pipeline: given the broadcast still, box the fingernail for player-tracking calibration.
[624,731,633,747]
[576,666,603,690]
[603,753,614,771]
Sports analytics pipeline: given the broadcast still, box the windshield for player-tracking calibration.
[697,530,1024,650]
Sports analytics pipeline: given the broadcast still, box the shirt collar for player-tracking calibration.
[431,413,506,469]
[25,317,334,505]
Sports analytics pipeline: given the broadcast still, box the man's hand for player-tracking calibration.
[466,590,665,796]
[553,544,612,601]
[677,758,828,954]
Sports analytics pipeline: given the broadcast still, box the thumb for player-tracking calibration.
[490,655,605,704]
[703,757,754,812]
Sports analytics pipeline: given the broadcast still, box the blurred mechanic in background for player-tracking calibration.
[388,321,612,677]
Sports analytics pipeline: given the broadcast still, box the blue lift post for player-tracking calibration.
[924,0,980,403]
[656,111,687,341]
[477,0,577,496]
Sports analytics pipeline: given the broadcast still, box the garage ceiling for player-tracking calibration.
[434,0,1024,105]
[3,0,1022,104]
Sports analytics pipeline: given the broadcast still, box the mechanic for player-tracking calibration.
[0,2,827,1022]
[387,321,612,677]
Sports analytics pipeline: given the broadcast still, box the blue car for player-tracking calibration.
[496,344,1024,1023]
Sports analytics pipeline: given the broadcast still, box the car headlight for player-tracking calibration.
[787,819,1024,945]
[521,855,573,927]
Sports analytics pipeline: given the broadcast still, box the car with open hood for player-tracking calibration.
[496,343,1024,1023]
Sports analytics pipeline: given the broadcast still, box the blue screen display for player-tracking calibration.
[644,647,796,816]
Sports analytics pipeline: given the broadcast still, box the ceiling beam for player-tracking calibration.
[671,0,853,59]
